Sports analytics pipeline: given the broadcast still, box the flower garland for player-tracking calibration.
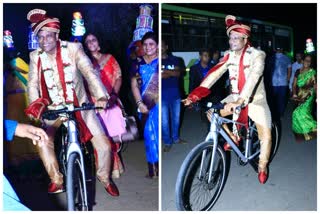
[39,41,74,110]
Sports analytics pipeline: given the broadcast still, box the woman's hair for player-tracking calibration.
[82,32,100,62]
[141,31,158,45]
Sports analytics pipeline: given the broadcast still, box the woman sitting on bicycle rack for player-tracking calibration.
[25,9,119,196]
[183,15,272,184]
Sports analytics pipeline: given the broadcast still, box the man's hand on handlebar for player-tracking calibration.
[181,98,193,106]
[224,98,245,114]
[96,97,108,112]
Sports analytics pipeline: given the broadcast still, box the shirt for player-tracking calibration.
[289,61,303,91]
[272,53,292,86]
[161,55,181,101]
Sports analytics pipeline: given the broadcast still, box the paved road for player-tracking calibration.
[162,102,317,211]
[5,140,158,211]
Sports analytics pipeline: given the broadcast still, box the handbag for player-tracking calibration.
[111,99,139,143]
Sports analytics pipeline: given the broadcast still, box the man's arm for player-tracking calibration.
[162,67,181,79]
[287,66,292,83]
[27,51,40,103]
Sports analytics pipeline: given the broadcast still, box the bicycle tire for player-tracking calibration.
[67,153,87,211]
[175,141,227,211]
[269,122,280,162]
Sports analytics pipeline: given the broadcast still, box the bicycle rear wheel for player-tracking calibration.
[67,153,88,211]
[175,141,227,211]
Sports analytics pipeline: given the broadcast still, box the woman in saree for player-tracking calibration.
[292,54,317,141]
[131,32,159,178]
[84,33,126,179]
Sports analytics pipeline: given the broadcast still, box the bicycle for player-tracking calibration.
[175,102,280,211]
[42,103,102,211]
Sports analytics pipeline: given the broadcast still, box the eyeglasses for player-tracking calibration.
[229,36,245,41]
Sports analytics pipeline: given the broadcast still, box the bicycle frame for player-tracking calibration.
[200,110,260,183]
[65,105,88,210]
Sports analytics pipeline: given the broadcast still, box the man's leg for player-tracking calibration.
[161,100,172,150]
[90,134,112,184]
[255,123,272,172]
[91,134,119,196]
[38,121,63,192]
[171,98,182,143]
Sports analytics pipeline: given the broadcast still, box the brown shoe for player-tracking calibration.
[163,144,172,152]
[174,139,187,144]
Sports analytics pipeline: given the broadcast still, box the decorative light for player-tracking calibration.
[4,30,14,49]
[306,38,315,53]
[28,25,39,50]
[71,11,86,42]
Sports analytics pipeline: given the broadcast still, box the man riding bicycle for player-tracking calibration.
[25,9,119,196]
[183,15,272,184]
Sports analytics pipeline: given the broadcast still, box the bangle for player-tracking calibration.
[136,100,143,106]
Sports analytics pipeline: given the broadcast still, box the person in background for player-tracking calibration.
[189,48,214,93]
[84,33,126,179]
[291,54,317,142]
[211,49,221,66]
[289,52,303,94]
[131,32,159,178]
[161,39,186,153]
[270,47,292,122]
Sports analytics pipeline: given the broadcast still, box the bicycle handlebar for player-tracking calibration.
[42,103,103,120]
[191,101,244,114]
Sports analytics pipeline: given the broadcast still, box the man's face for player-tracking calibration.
[200,52,210,65]
[296,53,302,62]
[37,30,58,54]
[161,41,168,55]
[228,31,247,52]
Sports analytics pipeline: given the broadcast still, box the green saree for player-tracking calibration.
[292,68,317,141]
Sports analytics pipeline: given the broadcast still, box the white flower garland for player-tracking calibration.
[39,41,74,110]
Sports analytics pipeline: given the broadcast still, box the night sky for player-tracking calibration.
[171,3,317,53]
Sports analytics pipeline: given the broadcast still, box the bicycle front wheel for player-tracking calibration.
[67,153,88,211]
[175,141,227,211]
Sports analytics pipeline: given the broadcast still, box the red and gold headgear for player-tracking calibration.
[225,15,251,38]
[27,9,60,35]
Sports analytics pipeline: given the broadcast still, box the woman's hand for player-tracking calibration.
[138,102,149,114]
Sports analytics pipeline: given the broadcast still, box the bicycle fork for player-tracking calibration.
[199,112,219,184]
[66,120,88,209]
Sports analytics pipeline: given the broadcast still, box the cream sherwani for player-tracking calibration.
[198,46,272,168]
[27,41,112,185]
[201,47,271,129]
